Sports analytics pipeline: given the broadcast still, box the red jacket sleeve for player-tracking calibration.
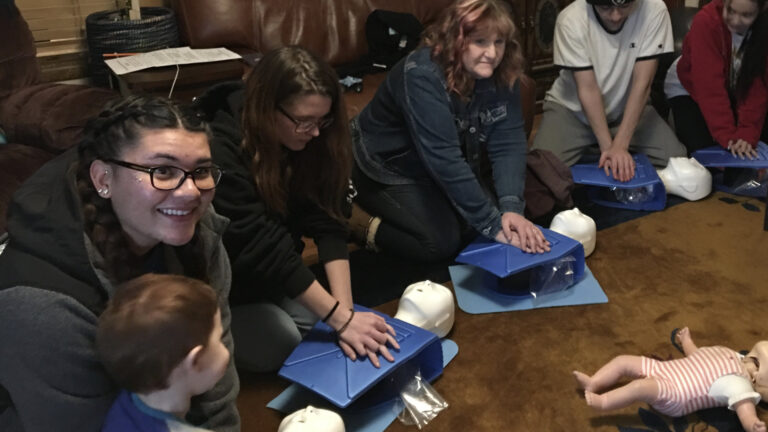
[681,9,737,148]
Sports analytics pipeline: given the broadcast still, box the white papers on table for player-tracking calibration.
[105,47,242,75]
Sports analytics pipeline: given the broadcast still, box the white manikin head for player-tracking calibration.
[549,207,597,257]
[278,405,345,432]
[394,280,455,338]
[657,157,712,201]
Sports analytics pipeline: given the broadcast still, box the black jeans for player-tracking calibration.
[669,95,768,155]
[352,166,475,263]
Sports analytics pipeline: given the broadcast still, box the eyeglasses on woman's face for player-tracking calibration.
[277,105,334,134]
[106,159,224,191]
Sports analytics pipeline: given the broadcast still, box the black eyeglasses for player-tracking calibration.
[106,159,223,191]
[277,106,334,134]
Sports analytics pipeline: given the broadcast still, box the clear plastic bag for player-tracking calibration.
[395,371,449,429]
[528,255,576,298]
[610,185,656,204]
[719,168,768,197]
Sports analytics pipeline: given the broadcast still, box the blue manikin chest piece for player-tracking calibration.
[692,142,768,168]
[278,305,443,409]
[455,228,586,296]
[570,153,667,211]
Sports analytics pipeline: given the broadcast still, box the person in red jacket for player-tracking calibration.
[665,0,768,158]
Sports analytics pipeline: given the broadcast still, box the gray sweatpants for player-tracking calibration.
[531,101,686,167]
[230,298,317,373]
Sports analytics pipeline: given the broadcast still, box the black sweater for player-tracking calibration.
[200,82,350,305]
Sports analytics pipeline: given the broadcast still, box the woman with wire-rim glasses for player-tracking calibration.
[198,46,399,374]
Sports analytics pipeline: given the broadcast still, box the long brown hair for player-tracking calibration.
[76,96,211,284]
[241,46,352,220]
[96,274,218,393]
[734,0,768,101]
[423,0,526,97]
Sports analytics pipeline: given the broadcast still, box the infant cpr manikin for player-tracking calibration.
[394,280,455,338]
[278,405,344,432]
[657,157,712,201]
[549,207,596,257]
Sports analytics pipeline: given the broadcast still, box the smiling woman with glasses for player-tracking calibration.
[197,45,399,374]
[0,95,240,432]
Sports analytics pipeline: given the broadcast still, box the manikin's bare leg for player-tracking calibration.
[573,355,646,392]
[584,378,659,411]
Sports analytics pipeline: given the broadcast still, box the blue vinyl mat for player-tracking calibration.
[449,265,607,314]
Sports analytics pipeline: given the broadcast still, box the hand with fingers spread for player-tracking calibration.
[332,309,399,368]
[728,139,758,160]
[599,146,635,182]
[497,212,550,254]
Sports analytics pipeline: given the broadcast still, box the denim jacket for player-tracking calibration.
[353,47,527,239]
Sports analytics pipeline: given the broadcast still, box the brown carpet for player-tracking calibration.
[237,192,768,431]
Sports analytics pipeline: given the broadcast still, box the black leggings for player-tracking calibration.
[352,166,474,263]
[669,95,768,155]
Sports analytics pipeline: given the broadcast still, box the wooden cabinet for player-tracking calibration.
[505,0,573,111]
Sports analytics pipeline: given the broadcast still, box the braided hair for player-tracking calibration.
[76,96,211,284]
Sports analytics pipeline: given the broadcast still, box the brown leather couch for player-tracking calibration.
[0,5,118,234]
[170,0,536,130]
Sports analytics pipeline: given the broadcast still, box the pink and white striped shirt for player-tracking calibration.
[641,346,759,417]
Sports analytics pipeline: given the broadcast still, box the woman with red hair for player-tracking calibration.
[350,0,549,263]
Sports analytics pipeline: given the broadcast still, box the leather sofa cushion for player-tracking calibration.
[0,144,55,235]
[0,84,117,154]
[173,0,453,67]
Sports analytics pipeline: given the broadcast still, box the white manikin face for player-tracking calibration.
[657,157,712,201]
[549,208,596,257]
[278,405,345,432]
[394,280,455,338]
